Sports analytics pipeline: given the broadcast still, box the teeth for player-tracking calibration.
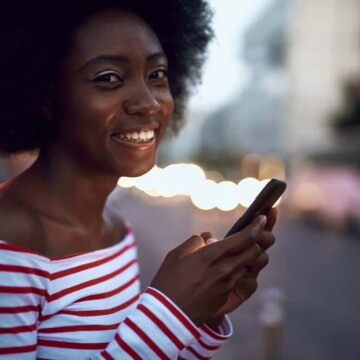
[115,129,155,142]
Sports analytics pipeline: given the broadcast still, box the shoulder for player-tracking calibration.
[0,191,47,253]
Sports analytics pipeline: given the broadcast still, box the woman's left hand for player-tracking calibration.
[203,208,278,318]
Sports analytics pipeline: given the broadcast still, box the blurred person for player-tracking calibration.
[0,1,277,358]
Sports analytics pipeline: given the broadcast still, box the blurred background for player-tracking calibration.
[1,0,360,358]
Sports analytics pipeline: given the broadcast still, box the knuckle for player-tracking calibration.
[246,278,258,292]
[238,278,258,298]
[267,232,276,245]
[248,228,259,242]
[271,234,276,244]
[252,243,262,257]
[164,250,179,264]
[190,234,202,242]
[261,252,270,266]
[217,262,233,279]
[166,248,176,259]
[201,231,213,239]
[243,231,257,248]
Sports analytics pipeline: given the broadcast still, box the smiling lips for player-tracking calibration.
[111,129,155,144]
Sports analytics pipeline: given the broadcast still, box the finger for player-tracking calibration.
[200,232,214,240]
[228,267,248,289]
[246,252,269,273]
[235,277,258,301]
[257,231,275,251]
[218,243,262,278]
[175,235,206,257]
[201,232,218,245]
[265,207,278,231]
[210,215,266,258]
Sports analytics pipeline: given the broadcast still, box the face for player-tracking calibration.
[51,9,174,177]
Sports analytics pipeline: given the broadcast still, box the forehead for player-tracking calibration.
[68,9,164,65]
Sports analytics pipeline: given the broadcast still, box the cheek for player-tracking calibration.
[57,91,119,134]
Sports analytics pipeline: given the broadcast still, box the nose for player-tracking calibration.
[124,81,161,116]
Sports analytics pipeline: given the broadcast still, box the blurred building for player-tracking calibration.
[284,0,360,231]
[287,0,360,157]
[200,0,291,158]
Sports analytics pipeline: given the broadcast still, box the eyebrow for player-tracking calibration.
[77,52,167,72]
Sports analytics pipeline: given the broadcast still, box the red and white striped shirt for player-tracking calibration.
[0,227,232,359]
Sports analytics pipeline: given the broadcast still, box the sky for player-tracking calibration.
[189,0,274,113]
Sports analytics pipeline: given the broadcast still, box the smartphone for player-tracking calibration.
[225,178,287,237]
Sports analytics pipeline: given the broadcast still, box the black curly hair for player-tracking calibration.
[0,0,213,153]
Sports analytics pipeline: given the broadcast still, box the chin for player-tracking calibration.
[118,159,156,178]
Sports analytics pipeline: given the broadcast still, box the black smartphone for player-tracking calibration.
[225,178,287,237]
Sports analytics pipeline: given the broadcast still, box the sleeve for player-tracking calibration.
[92,287,201,359]
[93,287,232,360]
[0,247,48,359]
[0,244,231,360]
[178,317,233,359]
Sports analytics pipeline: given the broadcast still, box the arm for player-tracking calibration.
[93,214,272,359]
[93,287,201,359]
[91,287,232,360]
[0,244,202,360]
[0,244,47,359]
[0,210,276,360]
[177,317,232,359]
[0,246,201,360]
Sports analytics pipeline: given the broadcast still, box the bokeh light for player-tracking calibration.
[118,162,285,211]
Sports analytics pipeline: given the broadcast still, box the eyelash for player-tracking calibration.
[149,68,168,81]
[93,71,122,84]
[92,68,168,86]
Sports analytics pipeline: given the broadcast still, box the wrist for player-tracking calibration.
[206,316,225,332]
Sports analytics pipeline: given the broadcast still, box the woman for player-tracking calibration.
[0,1,277,358]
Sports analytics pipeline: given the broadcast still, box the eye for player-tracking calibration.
[149,68,168,81]
[93,71,122,84]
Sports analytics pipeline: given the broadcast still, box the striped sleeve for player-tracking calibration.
[94,287,232,360]
[0,238,231,360]
[94,287,201,359]
[0,246,49,359]
[178,317,233,359]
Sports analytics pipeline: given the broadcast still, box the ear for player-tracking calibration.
[41,98,53,121]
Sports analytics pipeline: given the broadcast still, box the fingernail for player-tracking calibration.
[259,215,267,227]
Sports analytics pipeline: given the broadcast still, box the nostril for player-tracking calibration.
[124,97,161,115]
[148,101,161,115]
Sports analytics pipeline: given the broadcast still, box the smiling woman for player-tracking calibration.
[53,9,174,178]
[0,1,278,359]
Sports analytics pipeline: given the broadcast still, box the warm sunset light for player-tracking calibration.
[118,163,285,211]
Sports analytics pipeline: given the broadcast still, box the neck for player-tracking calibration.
[8,145,120,231]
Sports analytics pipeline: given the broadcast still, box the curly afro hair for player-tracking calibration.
[0,0,213,153]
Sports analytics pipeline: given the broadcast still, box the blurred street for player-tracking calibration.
[117,188,360,360]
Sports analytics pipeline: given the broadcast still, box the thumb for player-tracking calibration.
[176,235,206,257]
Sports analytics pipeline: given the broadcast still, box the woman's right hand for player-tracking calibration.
[150,216,267,326]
